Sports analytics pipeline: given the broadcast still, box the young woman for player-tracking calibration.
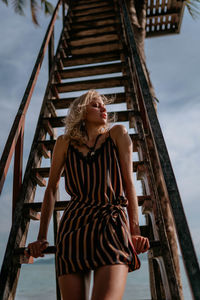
[25,90,150,300]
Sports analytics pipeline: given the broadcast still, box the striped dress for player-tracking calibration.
[56,132,140,276]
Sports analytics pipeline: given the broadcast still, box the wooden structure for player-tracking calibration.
[146,0,185,37]
[0,0,200,299]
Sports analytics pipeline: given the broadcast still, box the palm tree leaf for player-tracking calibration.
[46,1,54,14]
[40,0,54,15]
[30,0,39,25]
[44,0,54,15]
[185,0,200,19]
[1,0,8,6]
[12,0,25,15]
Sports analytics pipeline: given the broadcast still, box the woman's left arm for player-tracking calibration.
[113,125,150,254]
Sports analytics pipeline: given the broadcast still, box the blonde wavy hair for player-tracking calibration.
[64,90,114,144]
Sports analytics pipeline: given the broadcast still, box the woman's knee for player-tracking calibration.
[91,264,128,300]
[58,271,91,300]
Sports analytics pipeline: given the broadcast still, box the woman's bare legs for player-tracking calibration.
[91,264,128,300]
[58,270,91,300]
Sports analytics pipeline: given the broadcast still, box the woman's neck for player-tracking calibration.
[85,126,102,143]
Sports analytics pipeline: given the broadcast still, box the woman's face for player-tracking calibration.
[85,95,107,126]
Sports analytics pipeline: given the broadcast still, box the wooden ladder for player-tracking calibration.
[0,0,200,299]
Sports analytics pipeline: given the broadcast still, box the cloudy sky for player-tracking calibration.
[0,0,200,284]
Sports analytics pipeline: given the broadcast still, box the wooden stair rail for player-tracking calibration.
[0,0,65,213]
[118,0,200,299]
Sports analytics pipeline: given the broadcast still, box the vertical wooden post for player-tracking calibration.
[48,30,55,77]
[62,0,66,28]
[12,119,25,222]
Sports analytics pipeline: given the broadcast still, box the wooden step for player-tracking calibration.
[32,171,47,187]
[23,195,151,215]
[133,161,145,173]
[59,63,123,79]
[62,50,121,67]
[32,167,56,178]
[37,132,139,152]
[38,142,51,158]
[42,110,136,128]
[69,40,121,56]
[72,11,115,23]
[32,163,144,189]
[71,0,113,6]
[54,76,126,93]
[70,18,117,30]
[72,5,113,17]
[50,93,127,109]
[72,1,113,12]
[68,33,118,47]
[15,240,161,256]
[68,24,117,39]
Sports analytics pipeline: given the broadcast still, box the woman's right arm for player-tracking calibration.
[25,135,68,258]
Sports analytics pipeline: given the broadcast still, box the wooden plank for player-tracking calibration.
[43,119,55,137]
[46,101,57,117]
[51,84,59,99]
[69,25,117,38]
[130,133,140,152]
[23,194,151,212]
[38,143,51,159]
[69,41,121,56]
[73,5,112,17]
[50,92,126,109]
[12,125,24,222]
[15,239,160,256]
[54,76,126,93]
[32,167,61,177]
[68,33,118,47]
[72,11,115,23]
[24,208,41,220]
[33,172,47,187]
[73,1,112,11]
[62,50,121,67]
[70,18,117,30]
[37,140,56,151]
[146,28,178,38]
[42,110,136,128]
[71,0,113,6]
[133,161,144,173]
[59,62,123,79]
[138,195,151,206]
[37,133,139,155]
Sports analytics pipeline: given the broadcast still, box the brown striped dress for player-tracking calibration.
[56,131,140,276]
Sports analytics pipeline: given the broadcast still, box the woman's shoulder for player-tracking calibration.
[109,125,131,149]
[53,135,70,159]
[55,135,70,150]
[56,134,69,143]
[109,124,128,139]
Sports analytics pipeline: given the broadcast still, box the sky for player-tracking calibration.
[0,0,200,289]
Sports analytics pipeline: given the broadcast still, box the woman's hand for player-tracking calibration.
[131,235,150,254]
[24,239,49,258]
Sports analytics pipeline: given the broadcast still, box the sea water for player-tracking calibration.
[15,254,193,300]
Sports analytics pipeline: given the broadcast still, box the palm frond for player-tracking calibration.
[30,0,39,25]
[41,0,54,15]
[12,0,26,15]
[1,0,8,6]
[44,0,54,15]
[185,0,200,19]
